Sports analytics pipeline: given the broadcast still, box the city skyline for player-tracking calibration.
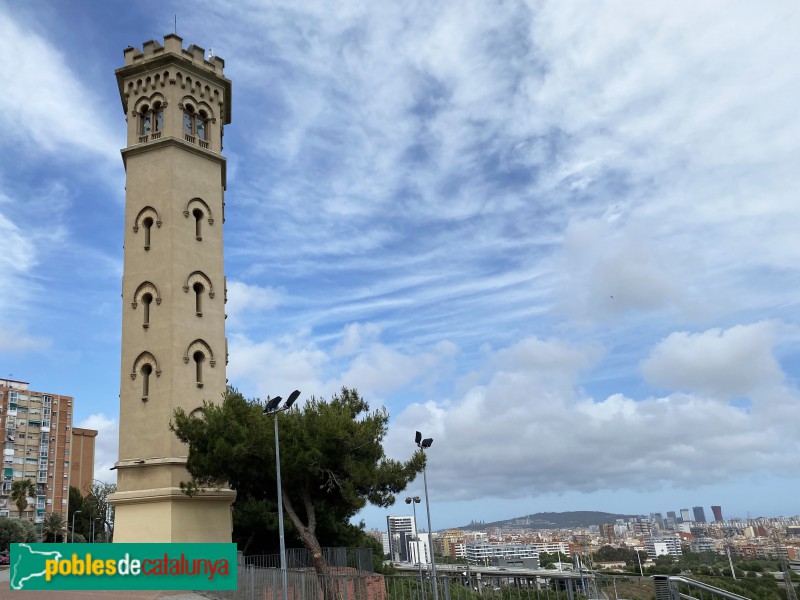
[1,1,800,532]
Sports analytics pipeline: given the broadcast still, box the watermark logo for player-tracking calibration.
[10,543,237,590]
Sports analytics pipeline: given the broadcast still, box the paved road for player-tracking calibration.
[0,567,214,599]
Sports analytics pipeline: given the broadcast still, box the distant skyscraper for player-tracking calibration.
[711,505,724,522]
[651,512,665,529]
[680,508,692,523]
[666,511,677,530]
[693,506,707,523]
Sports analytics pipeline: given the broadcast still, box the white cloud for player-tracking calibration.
[385,333,800,501]
[76,413,118,485]
[225,280,282,328]
[641,322,785,398]
[0,10,120,161]
[227,332,328,401]
[334,322,382,356]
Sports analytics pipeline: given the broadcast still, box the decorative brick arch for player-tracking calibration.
[184,197,214,224]
[131,351,161,379]
[132,281,162,308]
[133,206,162,232]
[183,271,214,299]
[184,339,215,367]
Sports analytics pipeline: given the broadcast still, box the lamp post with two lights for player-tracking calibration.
[264,390,301,600]
[405,495,426,600]
[415,431,438,600]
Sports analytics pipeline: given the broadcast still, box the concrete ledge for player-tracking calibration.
[109,486,236,506]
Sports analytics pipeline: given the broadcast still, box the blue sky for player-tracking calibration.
[1,1,799,532]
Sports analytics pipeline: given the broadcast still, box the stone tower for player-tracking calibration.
[108,35,235,542]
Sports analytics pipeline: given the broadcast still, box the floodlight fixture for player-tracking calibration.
[421,438,433,448]
[264,396,282,412]
[285,389,301,408]
[415,431,422,445]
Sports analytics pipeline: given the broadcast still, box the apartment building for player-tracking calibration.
[387,515,417,562]
[0,379,78,522]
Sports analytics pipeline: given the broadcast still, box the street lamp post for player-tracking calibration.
[415,431,438,600]
[405,496,425,600]
[71,510,81,543]
[264,390,301,600]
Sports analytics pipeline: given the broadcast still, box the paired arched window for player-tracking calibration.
[183,105,208,141]
[139,101,164,136]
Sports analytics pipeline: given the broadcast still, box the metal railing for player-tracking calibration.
[654,575,751,600]
[203,565,600,600]
[244,548,374,573]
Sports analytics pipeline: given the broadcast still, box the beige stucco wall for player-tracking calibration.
[109,35,235,543]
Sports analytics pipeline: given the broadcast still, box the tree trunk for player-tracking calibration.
[281,489,339,600]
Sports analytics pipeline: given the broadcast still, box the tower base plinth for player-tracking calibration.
[109,487,235,543]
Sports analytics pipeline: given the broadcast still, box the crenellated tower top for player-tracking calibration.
[116,34,232,126]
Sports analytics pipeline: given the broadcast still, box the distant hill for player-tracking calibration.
[459,511,641,530]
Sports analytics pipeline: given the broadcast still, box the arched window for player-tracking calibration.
[141,363,153,400]
[142,216,153,250]
[192,208,203,240]
[139,104,151,135]
[193,282,204,315]
[196,110,207,141]
[193,351,204,386]
[183,106,195,137]
[153,101,164,132]
[183,105,210,143]
[139,102,164,137]
[142,293,153,328]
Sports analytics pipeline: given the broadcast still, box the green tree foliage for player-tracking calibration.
[539,551,573,569]
[42,512,67,543]
[9,479,36,518]
[84,481,116,542]
[67,483,116,542]
[0,517,37,550]
[172,387,424,578]
[594,545,645,566]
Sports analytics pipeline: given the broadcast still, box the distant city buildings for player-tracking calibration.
[0,378,96,523]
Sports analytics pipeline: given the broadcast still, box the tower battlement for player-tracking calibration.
[123,34,225,76]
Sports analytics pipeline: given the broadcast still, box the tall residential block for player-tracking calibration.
[0,379,74,522]
[108,35,235,542]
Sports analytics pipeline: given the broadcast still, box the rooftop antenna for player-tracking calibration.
[174,15,177,34]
